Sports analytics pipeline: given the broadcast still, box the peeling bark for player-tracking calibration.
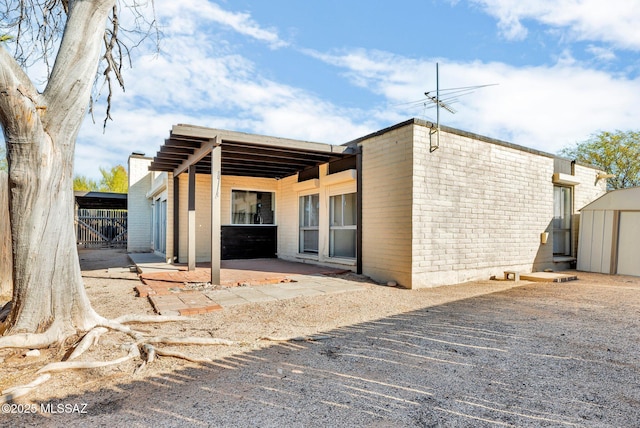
[0,0,116,345]
[0,171,10,300]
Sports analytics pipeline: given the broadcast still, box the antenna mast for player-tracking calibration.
[425,63,456,152]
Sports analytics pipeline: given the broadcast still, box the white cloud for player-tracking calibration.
[470,0,640,50]
[72,1,640,180]
[586,45,617,62]
[308,49,640,154]
[75,13,373,179]
[155,0,288,49]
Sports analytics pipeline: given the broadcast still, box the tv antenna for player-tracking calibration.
[427,63,454,152]
[395,63,498,152]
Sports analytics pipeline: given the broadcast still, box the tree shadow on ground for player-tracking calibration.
[3,279,640,427]
[78,248,135,271]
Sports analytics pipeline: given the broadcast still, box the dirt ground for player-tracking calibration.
[1,248,639,427]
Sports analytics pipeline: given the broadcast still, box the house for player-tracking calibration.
[127,118,607,288]
[577,187,640,277]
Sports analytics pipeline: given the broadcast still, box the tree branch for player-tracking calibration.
[42,0,115,134]
[0,46,43,133]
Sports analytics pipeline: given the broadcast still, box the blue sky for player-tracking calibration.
[24,0,640,179]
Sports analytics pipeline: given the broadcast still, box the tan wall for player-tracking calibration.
[408,123,606,288]
[276,174,298,260]
[127,156,153,252]
[358,126,414,287]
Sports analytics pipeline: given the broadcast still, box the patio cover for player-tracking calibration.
[147,124,356,284]
[149,124,352,179]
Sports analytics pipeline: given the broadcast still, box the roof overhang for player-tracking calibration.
[149,124,354,179]
[74,191,127,210]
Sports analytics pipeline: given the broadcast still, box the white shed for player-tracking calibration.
[577,187,640,276]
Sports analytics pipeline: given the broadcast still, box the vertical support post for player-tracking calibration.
[356,148,363,274]
[211,142,221,285]
[187,165,196,271]
[173,174,180,262]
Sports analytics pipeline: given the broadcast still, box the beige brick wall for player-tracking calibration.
[358,126,414,287]
[127,156,153,252]
[408,122,606,287]
[276,175,298,259]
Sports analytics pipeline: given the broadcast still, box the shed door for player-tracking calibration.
[617,211,640,276]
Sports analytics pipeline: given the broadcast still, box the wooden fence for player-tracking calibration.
[76,208,127,248]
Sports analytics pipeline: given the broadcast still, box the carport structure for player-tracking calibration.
[148,124,358,285]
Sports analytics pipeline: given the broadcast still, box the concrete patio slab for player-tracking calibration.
[130,254,367,315]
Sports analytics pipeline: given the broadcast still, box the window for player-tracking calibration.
[330,193,357,258]
[231,190,275,225]
[299,194,319,253]
[553,186,572,256]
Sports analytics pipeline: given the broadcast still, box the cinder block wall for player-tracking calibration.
[409,121,606,287]
[411,124,554,287]
[127,155,153,252]
[358,126,414,287]
[277,175,298,259]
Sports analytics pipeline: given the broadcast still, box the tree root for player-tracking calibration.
[0,314,236,403]
[68,327,108,360]
[0,374,51,404]
[38,343,140,374]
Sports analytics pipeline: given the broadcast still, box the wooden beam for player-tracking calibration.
[174,138,218,177]
[187,166,196,271]
[356,148,363,275]
[172,124,350,155]
[173,175,180,262]
[211,143,221,285]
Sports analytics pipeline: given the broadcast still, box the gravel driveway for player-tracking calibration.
[2,250,639,427]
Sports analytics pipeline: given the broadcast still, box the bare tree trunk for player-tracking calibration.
[3,130,99,340]
[0,171,11,300]
[0,0,115,345]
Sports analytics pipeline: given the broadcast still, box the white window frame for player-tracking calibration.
[329,192,357,259]
[299,193,319,254]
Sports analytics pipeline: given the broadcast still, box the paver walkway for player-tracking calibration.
[128,254,365,316]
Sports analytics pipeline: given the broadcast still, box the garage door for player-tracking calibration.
[617,211,640,276]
